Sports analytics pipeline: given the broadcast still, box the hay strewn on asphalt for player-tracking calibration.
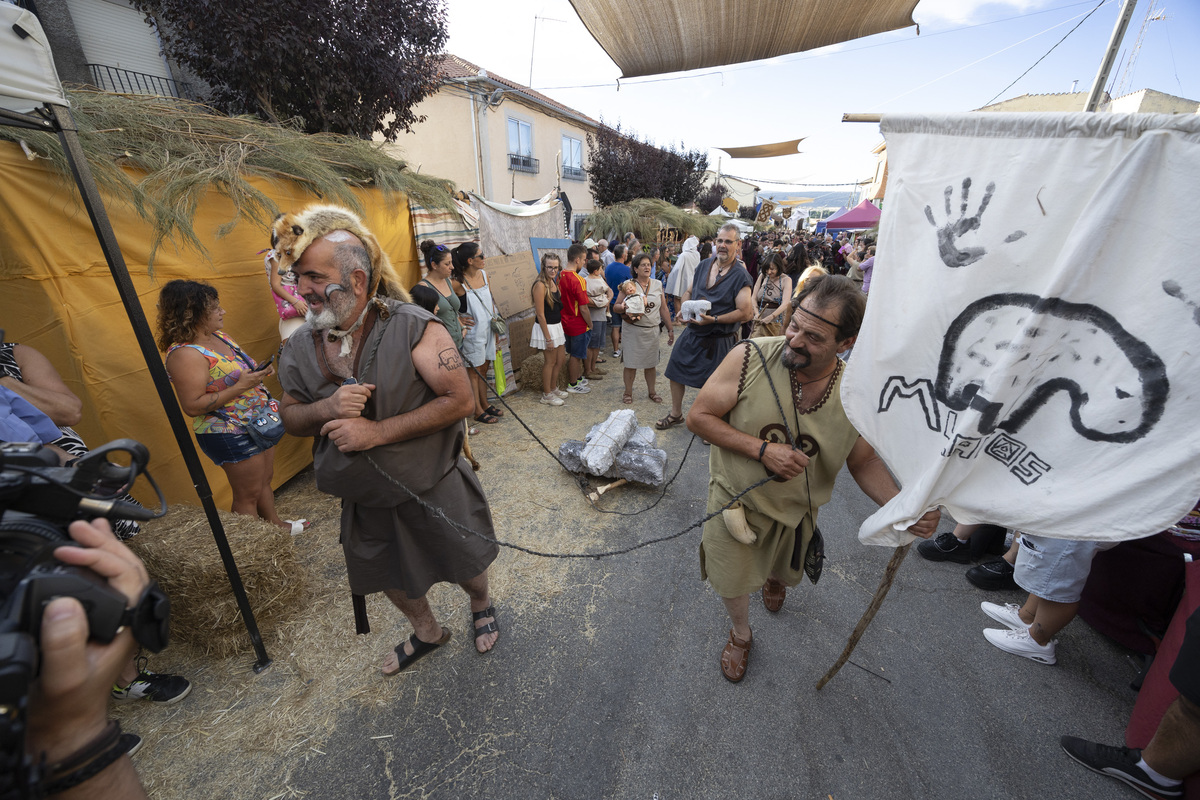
[129,506,307,659]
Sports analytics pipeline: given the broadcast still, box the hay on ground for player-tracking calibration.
[517,352,572,392]
[129,505,307,659]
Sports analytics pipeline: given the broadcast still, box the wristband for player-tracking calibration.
[757,440,769,462]
[41,721,133,795]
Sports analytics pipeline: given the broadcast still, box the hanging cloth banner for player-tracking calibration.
[841,112,1200,547]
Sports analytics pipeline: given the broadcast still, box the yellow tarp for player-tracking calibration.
[568,0,919,78]
[0,142,419,508]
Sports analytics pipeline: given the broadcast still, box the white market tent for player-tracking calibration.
[0,1,270,668]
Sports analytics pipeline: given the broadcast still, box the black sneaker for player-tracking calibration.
[1060,736,1183,799]
[966,558,1018,590]
[916,531,973,564]
[121,732,143,757]
[111,660,192,704]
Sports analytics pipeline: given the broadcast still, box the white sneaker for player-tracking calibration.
[613,349,621,358]
[553,388,569,398]
[578,377,589,386]
[567,381,591,393]
[540,393,564,406]
[981,601,1026,631]
[983,627,1057,664]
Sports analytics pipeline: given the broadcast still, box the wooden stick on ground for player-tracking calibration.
[816,542,912,690]
[587,478,628,502]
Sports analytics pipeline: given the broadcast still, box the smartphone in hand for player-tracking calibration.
[253,354,275,372]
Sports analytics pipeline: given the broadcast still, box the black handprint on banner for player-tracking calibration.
[925,178,1026,268]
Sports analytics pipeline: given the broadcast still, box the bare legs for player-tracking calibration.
[542,345,565,395]
[610,323,621,354]
[221,448,284,528]
[1017,595,1080,646]
[668,380,686,419]
[469,360,492,417]
[1143,695,1200,780]
[379,569,496,672]
[722,594,751,641]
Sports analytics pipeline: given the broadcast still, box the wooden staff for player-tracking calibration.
[816,542,911,690]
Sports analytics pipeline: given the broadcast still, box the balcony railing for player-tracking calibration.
[508,153,539,174]
[88,64,197,101]
[562,165,587,182]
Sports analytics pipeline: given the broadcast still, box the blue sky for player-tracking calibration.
[440,0,1199,195]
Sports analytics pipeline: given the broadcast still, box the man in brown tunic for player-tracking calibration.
[278,218,499,676]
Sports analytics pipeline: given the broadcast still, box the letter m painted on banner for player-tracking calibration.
[879,376,941,431]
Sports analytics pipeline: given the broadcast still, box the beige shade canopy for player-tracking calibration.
[568,0,920,78]
[715,138,805,159]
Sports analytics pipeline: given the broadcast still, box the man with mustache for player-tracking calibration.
[276,209,499,676]
[687,274,939,682]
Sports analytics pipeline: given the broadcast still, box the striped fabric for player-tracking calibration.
[408,198,479,250]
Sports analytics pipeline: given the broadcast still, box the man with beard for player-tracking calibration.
[687,274,938,682]
[277,208,499,676]
[658,223,755,430]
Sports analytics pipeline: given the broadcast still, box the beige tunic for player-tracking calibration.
[700,337,860,597]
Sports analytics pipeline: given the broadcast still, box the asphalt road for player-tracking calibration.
[284,418,1143,800]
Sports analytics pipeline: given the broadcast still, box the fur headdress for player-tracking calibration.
[270,204,410,302]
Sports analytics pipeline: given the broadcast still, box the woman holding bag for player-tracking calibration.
[157,279,306,533]
[453,242,504,424]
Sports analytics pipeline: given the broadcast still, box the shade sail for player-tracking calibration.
[824,199,881,230]
[715,138,804,159]
[568,0,919,78]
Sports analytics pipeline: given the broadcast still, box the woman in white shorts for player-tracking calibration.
[531,253,568,406]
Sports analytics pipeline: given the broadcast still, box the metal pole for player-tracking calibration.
[1084,0,1138,112]
[48,103,272,673]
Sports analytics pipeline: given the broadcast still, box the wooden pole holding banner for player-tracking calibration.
[816,542,912,690]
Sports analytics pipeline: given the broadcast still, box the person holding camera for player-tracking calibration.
[24,518,153,799]
[157,280,306,533]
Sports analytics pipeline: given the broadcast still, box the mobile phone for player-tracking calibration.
[254,354,275,371]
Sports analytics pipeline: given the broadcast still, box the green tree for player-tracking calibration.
[586,122,707,207]
[129,0,448,140]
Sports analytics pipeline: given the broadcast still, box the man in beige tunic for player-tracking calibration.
[277,210,499,677]
[688,275,938,683]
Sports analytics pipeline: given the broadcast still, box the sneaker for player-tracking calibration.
[540,393,565,406]
[613,349,621,358]
[983,627,1057,664]
[981,601,1026,630]
[111,665,192,704]
[567,381,591,394]
[553,388,569,398]
[121,732,143,758]
[916,531,973,564]
[578,377,589,386]
[967,558,1018,590]
[1059,736,1183,799]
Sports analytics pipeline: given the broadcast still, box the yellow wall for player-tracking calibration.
[0,143,418,508]
[383,91,481,193]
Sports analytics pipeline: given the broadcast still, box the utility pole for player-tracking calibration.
[1084,0,1138,112]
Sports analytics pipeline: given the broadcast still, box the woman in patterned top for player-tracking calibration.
[157,280,297,530]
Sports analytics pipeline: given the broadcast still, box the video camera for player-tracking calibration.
[0,439,169,799]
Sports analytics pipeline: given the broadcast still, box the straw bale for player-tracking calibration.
[129,505,307,659]
[517,353,570,392]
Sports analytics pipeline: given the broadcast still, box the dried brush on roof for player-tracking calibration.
[0,89,456,264]
[583,198,723,242]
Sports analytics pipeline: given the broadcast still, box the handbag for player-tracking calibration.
[467,275,507,337]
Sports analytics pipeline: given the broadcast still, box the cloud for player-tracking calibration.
[913,0,1051,27]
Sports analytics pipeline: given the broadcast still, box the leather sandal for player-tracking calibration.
[655,413,684,430]
[485,405,505,417]
[471,605,499,653]
[383,627,451,676]
[721,628,752,683]
[762,580,786,613]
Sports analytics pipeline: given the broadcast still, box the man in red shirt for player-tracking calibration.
[560,243,594,393]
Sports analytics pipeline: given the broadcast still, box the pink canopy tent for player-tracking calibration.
[825,199,881,231]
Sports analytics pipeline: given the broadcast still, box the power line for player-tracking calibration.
[981,0,1110,107]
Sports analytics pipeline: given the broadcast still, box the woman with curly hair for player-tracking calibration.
[157,280,302,532]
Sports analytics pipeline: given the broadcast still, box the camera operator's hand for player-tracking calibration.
[26,518,149,798]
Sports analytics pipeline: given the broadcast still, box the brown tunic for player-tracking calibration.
[279,299,497,599]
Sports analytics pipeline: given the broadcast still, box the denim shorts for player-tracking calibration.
[610,313,622,329]
[196,431,265,466]
[565,332,588,360]
[589,320,607,349]
[1014,533,1117,603]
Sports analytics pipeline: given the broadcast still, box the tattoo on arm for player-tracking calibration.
[437,348,464,372]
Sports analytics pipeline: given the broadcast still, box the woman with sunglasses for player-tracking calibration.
[453,242,504,424]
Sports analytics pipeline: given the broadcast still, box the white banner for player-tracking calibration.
[842,113,1200,546]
